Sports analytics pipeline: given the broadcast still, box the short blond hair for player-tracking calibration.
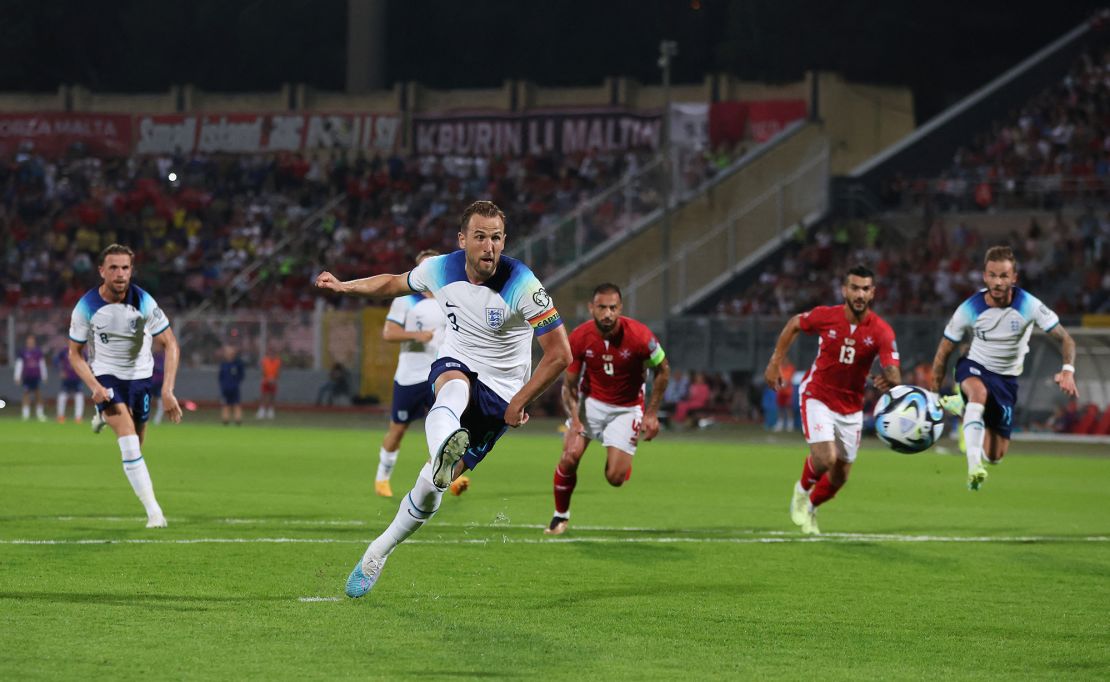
[984,245,1016,268]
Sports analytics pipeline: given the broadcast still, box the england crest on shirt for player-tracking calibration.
[486,307,505,329]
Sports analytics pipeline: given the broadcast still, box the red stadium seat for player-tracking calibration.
[1071,404,1100,435]
[1093,406,1110,436]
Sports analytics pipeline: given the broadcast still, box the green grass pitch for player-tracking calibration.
[1,417,1108,680]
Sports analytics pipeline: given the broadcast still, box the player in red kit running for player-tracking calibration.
[544,283,670,535]
[763,265,901,535]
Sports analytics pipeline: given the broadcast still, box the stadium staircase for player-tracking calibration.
[514,121,832,327]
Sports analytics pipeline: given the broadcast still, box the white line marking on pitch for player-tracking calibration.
[298,596,340,602]
[1,534,1107,546]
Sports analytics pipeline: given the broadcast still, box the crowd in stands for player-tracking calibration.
[713,209,1110,317]
[886,38,1110,212]
[0,144,665,315]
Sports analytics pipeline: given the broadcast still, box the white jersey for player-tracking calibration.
[407,251,563,403]
[386,294,447,385]
[943,287,1059,376]
[68,285,170,380]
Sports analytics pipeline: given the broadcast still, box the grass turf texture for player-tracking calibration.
[1,418,1108,680]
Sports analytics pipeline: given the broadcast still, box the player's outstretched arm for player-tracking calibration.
[1049,325,1079,398]
[505,324,572,427]
[928,338,957,393]
[764,315,802,389]
[315,271,413,299]
[641,358,671,441]
[156,328,183,423]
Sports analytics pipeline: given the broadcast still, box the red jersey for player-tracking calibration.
[567,316,665,407]
[797,305,899,414]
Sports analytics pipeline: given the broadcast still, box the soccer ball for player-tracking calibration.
[873,385,945,454]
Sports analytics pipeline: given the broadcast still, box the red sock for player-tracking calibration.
[809,473,843,508]
[799,456,819,491]
[553,466,577,515]
[625,465,632,482]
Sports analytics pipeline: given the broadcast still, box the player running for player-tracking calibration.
[68,244,183,528]
[764,265,901,535]
[315,200,572,598]
[544,283,670,535]
[929,246,1077,491]
[374,250,463,498]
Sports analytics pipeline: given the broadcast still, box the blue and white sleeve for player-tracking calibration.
[141,292,171,336]
[69,301,91,344]
[386,297,410,326]
[942,304,970,343]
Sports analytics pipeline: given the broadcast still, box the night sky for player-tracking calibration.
[0,0,1106,123]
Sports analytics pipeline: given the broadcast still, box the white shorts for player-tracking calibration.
[801,398,862,463]
[579,396,642,455]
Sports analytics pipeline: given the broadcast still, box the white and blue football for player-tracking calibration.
[873,385,945,454]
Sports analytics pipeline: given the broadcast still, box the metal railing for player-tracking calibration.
[626,143,830,320]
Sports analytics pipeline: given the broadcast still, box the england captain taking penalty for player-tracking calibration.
[67,244,183,528]
[929,246,1078,491]
[315,200,572,598]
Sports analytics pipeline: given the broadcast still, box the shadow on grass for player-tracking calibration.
[0,591,291,610]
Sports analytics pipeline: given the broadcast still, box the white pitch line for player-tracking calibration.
[298,596,340,602]
[1,534,1107,546]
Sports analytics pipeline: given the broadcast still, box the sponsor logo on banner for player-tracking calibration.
[413,108,662,157]
[0,113,132,158]
[135,112,400,155]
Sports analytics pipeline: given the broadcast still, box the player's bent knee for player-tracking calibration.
[605,471,626,487]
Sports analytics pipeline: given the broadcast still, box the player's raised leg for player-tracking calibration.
[345,371,472,598]
[425,374,471,488]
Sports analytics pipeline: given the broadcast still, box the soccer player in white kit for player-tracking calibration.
[67,244,183,527]
[315,200,572,598]
[929,246,1078,490]
[374,249,459,498]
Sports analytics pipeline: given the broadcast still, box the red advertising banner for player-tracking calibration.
[0,113,133,158]
[413,108,663,157]
[132,112,401,155]
[709,102,749,149]
[746,100,807,142]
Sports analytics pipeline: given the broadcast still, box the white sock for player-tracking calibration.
[365,462,443,561]
[425,379,469,463]
[74,393,85,420]
[377,447,399,481]
[57,393,67,418]
[963,402,986,474]
[36,403,45,418]
[22,404,30,419]
[118,435,162,517]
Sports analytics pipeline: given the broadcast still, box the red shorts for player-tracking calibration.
[261,380,278,395]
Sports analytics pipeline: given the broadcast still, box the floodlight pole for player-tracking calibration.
[658,40,678,324]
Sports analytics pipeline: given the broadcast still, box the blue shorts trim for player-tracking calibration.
[391,380,434,424]
[21,377,42,391]
[95,375,154,424]
[955,358,1018,438]
[428,357,510,470]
